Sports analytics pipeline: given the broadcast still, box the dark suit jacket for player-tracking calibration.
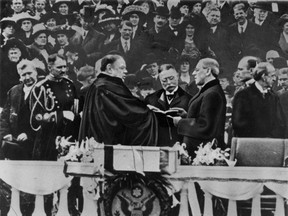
[0,84,35,159]
[178,79,227,157]
[145,87,192,146]
[228,20,262,60]
[70,28,105,66]
[104,38,145,74]
[232,83,286,138]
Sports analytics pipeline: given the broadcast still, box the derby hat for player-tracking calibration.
[153,6,169,18]
[51,27,75,38]
[170,6,182,19]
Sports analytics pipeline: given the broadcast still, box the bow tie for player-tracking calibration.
[166,93,175,101]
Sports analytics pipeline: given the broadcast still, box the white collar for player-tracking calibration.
[121,37,130,45]
[238,20,248,32]
[166,86,178,95]
[211,26,217,33]
[255,81,268,94]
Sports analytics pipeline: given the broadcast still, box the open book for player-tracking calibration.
[147,105,179,118]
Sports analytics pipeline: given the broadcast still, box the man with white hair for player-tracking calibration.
[173,58,227,158]
[232,62,286,138]
[0,59,38,160]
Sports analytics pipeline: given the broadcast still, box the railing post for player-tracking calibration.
[81,177,98,216]
[7,187,22,216]
[203,192,213,216]
[32,195,46,216]
[274,195,285,216]
[55,184,70,216]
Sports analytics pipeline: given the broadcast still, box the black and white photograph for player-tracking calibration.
[0,0,287,215]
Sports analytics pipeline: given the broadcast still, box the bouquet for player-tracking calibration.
[192,139,234,166]
[55,136,104,162]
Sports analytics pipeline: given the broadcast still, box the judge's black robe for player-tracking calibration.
[79,73,158,146]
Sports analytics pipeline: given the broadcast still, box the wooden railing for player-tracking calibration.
[0,161,287,216]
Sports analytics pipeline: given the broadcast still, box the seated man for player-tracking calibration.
[79,54,158,146]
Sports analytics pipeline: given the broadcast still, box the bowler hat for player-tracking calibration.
[144,53,158,65]
[170,6,182,19]
[51,27,75,38]
[122,5,147,22]
[153,6,169,18]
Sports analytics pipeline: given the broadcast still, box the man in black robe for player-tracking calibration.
[79,54,158,146]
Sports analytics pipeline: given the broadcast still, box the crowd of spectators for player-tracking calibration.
[0,0,288,149]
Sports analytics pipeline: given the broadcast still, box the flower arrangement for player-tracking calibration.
[55,136,104,162]
[192,139,234,166]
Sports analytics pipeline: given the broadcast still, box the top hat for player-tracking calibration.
[122,5,147,22]
[153,6,170,18]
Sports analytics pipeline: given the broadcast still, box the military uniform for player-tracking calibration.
[30,75,79,160]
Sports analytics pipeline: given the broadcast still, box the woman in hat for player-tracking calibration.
[98,14,121,46]
[28,23,53,71]
[14,12,38,46]
[52,0,77,25]
[133,0,156,29]
[122,5,147,41]
[0,17,17,47]
[278,14,288,59]
[0,38,30,107]
[175,18,215,62]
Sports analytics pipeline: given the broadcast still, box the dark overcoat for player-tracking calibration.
[177,79,227,158]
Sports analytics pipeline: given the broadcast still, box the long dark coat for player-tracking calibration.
[177,79,227,158]
[79,73,158,146]
[232,83,286,138]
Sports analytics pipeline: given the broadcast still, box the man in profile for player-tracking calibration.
[79,54,158,146]
[173,58,226,158]
[232,62,286,138]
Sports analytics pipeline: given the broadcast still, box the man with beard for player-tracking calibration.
[79,54,158,146]
[30,54,79,161]
[172,58,227,159]
[145,64,191,147]
[0,59,38,160]
[232,62,286,138]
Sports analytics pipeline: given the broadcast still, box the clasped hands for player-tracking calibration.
[3,133,28,142]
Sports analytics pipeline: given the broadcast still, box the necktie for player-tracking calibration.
[166,93,174,101]
[240,26,244,34]
[124,41,129,53]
